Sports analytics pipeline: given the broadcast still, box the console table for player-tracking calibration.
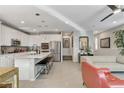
[0,67,19,88]
[78,53,93,63]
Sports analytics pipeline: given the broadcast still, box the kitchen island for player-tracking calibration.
[15,52,52,80]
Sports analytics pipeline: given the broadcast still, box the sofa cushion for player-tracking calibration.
[81,56,116,63]
[81,56,124,72]
[116,56,124,64]
[94,63,124,72]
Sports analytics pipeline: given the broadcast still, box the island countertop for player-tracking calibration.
[15,52,51,59]
[14,52,52,80]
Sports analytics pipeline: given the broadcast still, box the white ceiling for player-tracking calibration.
[0,5,75,34]
[49,5,124,32]
[0,5,124,34]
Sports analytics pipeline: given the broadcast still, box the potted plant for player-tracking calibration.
[85,47,93,55]
[114,30,124,55]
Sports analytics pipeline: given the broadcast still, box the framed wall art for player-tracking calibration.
[79,36,89,50]
[100,37,110,48]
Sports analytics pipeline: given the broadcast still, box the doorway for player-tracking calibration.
[62,32,73,61]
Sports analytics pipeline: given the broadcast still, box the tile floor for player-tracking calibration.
[19,61,83,88]
[19,61,124,88]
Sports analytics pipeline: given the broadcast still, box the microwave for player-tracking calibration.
[11,39,21,46]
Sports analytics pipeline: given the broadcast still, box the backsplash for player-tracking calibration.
[0,46,29,54]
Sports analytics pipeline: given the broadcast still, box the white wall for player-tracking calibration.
[86,31,94,49]
[1,24,29,46]
[73,31,80,62]
[94,25,124,56]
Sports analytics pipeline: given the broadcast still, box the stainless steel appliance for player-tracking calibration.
[41,43,49,52]
[49,41,61,62]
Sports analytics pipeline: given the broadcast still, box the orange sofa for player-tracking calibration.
[81,59,124,88]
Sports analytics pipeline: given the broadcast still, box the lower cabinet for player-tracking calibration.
[0,52,36,67]
[0,55,14,67]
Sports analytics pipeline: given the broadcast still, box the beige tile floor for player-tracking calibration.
[19,61,83,88]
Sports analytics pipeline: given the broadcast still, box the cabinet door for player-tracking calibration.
[0,56,7,67]
[0,55,14,67]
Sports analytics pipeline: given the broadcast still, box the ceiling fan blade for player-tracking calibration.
[100,13,114,22]
[107,5,118,11]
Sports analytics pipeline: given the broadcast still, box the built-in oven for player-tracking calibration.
[41,43,49,52]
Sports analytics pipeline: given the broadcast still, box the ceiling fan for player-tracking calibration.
[100,5,124,22]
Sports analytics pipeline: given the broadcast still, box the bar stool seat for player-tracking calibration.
[37,57,53,74]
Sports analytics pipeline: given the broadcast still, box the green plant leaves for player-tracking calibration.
[114,30,124,55]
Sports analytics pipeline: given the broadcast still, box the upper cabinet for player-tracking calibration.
[0,24,62,47]
[28,34,62,46]
[1,25,29,46]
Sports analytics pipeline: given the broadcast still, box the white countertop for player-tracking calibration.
[0,51,36,56]
[15,52,51,59]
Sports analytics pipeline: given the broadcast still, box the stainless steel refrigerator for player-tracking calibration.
[49,41,61,62]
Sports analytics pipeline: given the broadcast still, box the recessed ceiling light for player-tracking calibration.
[65,21,69,24]
[35,13,40,16]
[55,29,58,31]
[113,21,117,24]
[33,29,36,31]
[20,21,24,24]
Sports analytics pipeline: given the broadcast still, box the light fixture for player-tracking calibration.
[65,21,69,24]
[33,29,36,31]
[55,29,58,31]
[114,9,121,14]
[94,31,98,34]
[20,21,24,24]
[113,21,117,24]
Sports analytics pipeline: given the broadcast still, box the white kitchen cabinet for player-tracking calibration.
[0,54,14,67]
[1,24,29,46]
[22,34,29,46]
[0,52,35,67]
[1,25,17,45]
